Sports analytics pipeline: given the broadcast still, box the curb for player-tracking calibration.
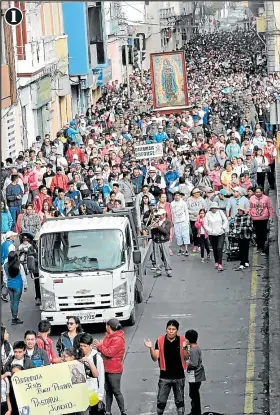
[268,184,280,415]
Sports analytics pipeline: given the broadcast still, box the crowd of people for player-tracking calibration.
[0,25,279,415]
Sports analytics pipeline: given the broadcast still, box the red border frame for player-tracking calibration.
[150,50,189,111]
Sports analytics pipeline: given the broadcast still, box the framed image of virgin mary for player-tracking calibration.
[150,51,189,110]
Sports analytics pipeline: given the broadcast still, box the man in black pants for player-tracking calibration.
[26,233,41,306]
[144,320,188,414]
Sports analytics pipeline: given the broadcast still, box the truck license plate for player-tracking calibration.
[77,313,96,322]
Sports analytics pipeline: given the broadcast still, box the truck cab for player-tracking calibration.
[30,209,151,326]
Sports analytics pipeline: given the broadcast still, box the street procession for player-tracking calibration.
[1,1,280,415]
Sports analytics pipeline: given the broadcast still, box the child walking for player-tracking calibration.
[185,330,206,415]
[195,209,210,263]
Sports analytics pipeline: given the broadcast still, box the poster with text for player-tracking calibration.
[12,361,89,415]
[150,51,189,110]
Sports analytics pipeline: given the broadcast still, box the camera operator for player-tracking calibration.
[80,189,103,214]
[151,208,172,278]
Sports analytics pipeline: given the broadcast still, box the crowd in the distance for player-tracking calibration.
[0,26,278,415]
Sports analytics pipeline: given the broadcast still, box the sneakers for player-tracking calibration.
[35,298,41,306]
[151,265,157,270]
[201,258,204,263]
[169,249,173,256]
[207,253,211,260]
[167,272,172,278]
[178,249,182,256]
[260,251,266,256]
[184,250,189,257]
[12,318,23,325]
[1,294,8,302]
[215,263,219,269]
[245,263,249,267]
[236,265,245,271]
[218,264,223,272]
[193,246,199,253]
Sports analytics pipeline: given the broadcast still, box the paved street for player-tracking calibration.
[2,246,268,415]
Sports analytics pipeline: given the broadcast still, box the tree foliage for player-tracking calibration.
[204,1,225,17]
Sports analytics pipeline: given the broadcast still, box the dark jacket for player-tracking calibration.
[81,198,103,214]
[151,219,171,243]
[56,331,84,357]
[4,354,35,372]
[6,183,23,207]
[25,345,50,367]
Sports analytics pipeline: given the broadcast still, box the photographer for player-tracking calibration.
[80,189,103,214]
[151,208,172,277]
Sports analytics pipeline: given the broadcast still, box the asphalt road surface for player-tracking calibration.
[2,247,268,415]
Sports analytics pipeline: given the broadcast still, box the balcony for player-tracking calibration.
[17,35,68,79]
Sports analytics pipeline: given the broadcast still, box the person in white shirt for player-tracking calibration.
[171,192,190,256]
[252,130,266,150]
[79,333,105,415]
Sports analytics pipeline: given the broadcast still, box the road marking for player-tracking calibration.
[244,251,258,414]
[153,314,192,319]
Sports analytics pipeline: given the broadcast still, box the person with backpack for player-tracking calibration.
[2,251,27,324]
[37,320,61,364]
[79,333,105,415]
[1,231,17,302]
[56,316,84,357]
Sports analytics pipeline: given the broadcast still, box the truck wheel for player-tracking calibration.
[136,287,143,304]
[127,308,136,326]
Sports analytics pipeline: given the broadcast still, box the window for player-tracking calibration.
[40,229,125,273]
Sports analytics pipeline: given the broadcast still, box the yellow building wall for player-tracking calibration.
[51,99,60,139]
[66,95,72,122]
[41,2,64,37]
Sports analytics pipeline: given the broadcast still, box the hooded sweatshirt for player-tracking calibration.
[97,330,125,373]
[249,194,273,221]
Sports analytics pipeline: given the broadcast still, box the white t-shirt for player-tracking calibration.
[1,378,9,402]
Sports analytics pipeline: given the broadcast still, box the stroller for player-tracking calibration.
[226,222,240,261]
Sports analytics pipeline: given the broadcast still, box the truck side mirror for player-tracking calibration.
[27,256,36,273]
[133,250,141,265]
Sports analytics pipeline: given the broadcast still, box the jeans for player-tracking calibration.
[190,221,199,246]
[253,220,268,251]
[189,382,202,415]
[238,238,250,266]
[267,161,275,189]
[9,206,21,231]
[153,241,172,275]
[33,273,41,300]
[105,372,125,413]
[209,234,225,265]
[8,287,22,318]
[157,378,185,414]
[199,235,210,259]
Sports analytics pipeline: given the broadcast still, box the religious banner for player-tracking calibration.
[12,361,89,415]
[150,51,189,111]
[135,143,163,160]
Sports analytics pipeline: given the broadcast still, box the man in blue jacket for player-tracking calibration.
[65,181,82,208]
[153,126,168,143]
[5,174,23,231]
[165,165,179,202]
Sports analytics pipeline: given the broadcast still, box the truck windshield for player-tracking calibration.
[40,229,124,273]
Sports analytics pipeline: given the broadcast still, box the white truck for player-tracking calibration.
[28,209,152,326]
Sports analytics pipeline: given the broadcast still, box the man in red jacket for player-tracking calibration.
[50,167,68,194]
[144,319,188,415]
[66,141,85,164]
[94,318,126,415]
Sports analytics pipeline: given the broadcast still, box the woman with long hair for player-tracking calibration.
[56,316,84,357]
[39,199,53,223]
[255,147,269,189]
[1,326,13,367]
[3,252,28,324]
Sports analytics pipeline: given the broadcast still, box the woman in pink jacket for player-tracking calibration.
[249,186,273,255]
[195,209,211,262]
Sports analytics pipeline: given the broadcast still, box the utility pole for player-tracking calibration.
[125,43,131,99]
[265,1,276,74]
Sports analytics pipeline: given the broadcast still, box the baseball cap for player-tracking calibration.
[232,186,242,193]
[6,231,18,239]
[219,189,227,196]
[107,318,122,331]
